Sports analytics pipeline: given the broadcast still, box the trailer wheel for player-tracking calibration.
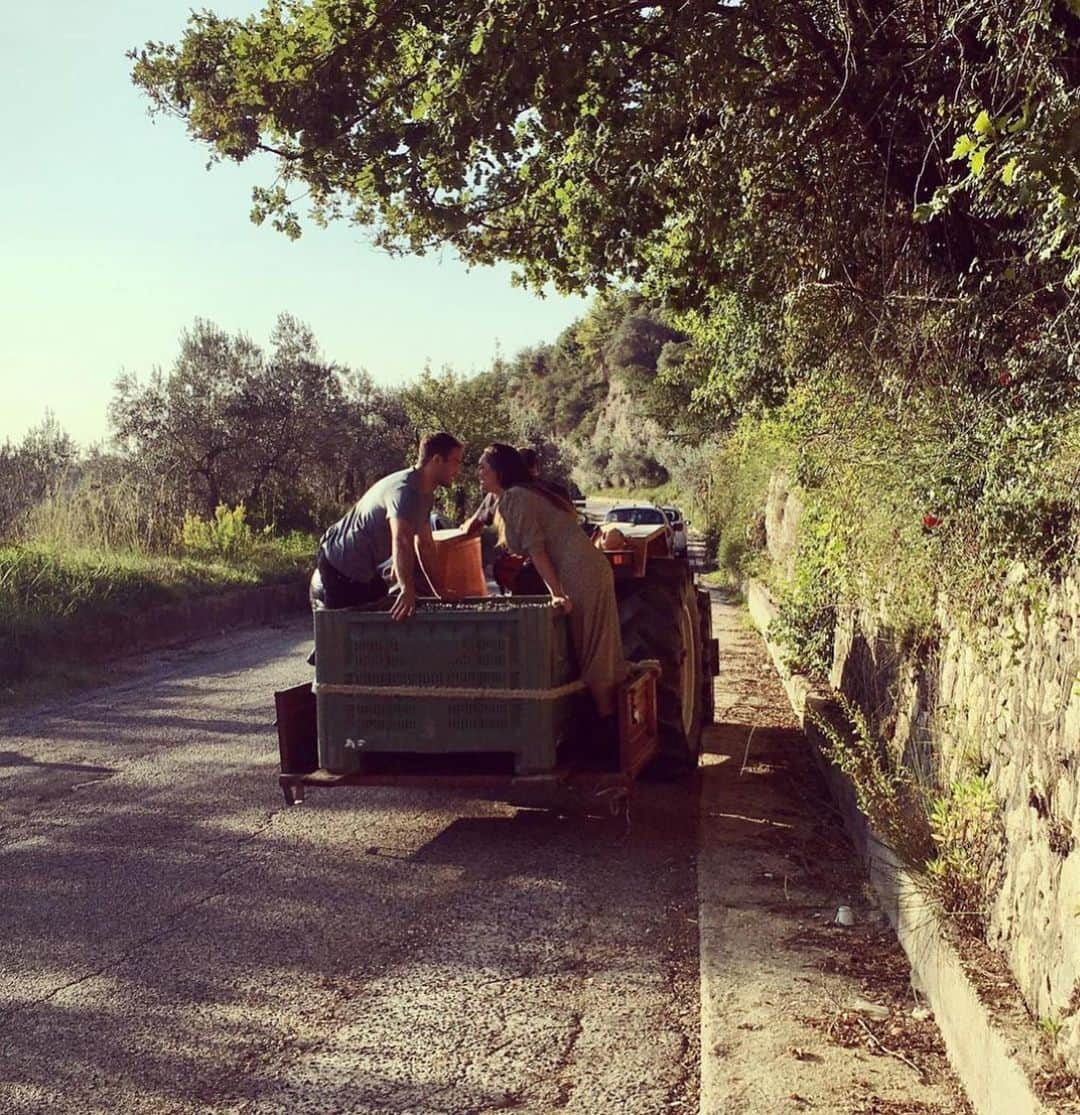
[616,564,704,779]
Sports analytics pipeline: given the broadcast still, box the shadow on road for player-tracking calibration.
[0,751,114,774]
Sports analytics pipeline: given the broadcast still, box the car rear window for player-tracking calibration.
[606,507,667,526]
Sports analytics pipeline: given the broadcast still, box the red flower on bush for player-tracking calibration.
[997,371,1013,387]
[922,513,941,530]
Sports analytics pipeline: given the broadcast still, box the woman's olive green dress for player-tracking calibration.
[497,486,627,697]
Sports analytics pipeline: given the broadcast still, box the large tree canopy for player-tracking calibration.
[132,1,1080,304]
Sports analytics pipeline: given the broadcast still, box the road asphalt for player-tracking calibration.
[1,578,974,1114]
[0,620,700,1114]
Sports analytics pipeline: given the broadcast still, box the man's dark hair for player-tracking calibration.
[418,431,463,463]
[516,446,539,474]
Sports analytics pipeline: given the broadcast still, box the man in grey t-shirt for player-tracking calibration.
[315,432,463,621]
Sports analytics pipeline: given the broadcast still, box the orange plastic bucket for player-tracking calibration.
[432,528,488,597]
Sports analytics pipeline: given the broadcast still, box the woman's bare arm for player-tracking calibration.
[528,545,572,613]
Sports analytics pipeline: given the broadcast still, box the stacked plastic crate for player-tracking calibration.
[314,598,582,774]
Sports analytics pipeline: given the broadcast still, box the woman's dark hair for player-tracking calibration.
[516,446,539,474]
[480,443,531,488]
[481,443,575,513]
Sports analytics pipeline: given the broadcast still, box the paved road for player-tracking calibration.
[0,621,699,1114]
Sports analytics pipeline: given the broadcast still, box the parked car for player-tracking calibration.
[661,506,689,557]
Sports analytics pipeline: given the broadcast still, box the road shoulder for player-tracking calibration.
[699,588,972,1115]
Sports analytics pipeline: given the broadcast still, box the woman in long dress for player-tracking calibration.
[478,444,627,734]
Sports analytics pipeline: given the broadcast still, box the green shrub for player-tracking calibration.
[926,775,1001,933]
[700,415,792,579]
[814,695,936,871]
[181,504,254,560]
[770,581,839,684]
[703,371,1079,673]
[587,481,681,505]
[814,695,1002,936]
[23,471,179,553]
[767,501,844,682]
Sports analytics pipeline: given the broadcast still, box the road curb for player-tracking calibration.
[744,578,1054,1115]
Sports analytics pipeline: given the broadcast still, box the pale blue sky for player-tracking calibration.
[0,3,588,447]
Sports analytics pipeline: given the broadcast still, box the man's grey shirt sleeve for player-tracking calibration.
[385,473,431,532]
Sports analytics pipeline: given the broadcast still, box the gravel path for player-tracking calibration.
[698,588,973,1115]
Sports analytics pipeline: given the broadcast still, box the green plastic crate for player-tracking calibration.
[314,598,581,774]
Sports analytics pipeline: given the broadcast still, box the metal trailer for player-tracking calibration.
[274,660,661,818]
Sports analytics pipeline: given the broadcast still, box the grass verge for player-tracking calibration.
[0,535,313,702]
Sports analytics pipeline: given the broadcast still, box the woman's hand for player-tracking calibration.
[551,594,573,615]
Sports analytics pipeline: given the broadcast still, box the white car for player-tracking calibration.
[661,506,689,557]
[602,503,675,554]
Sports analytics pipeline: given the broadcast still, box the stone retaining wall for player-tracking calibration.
[766,477,1080,1072]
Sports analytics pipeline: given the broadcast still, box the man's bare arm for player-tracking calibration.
[415,517,448,597]
[389,516,418,621]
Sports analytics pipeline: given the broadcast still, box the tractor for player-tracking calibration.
[274,516,717,812]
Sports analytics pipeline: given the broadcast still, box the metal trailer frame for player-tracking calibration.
[274,661,661,818]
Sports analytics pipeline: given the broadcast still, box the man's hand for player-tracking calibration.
[390,585,417,621]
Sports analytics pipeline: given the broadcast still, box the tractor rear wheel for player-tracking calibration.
[616,561,704,778]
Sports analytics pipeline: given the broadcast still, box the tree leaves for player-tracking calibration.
[109,314,411,527]
[129,0,1080,431]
